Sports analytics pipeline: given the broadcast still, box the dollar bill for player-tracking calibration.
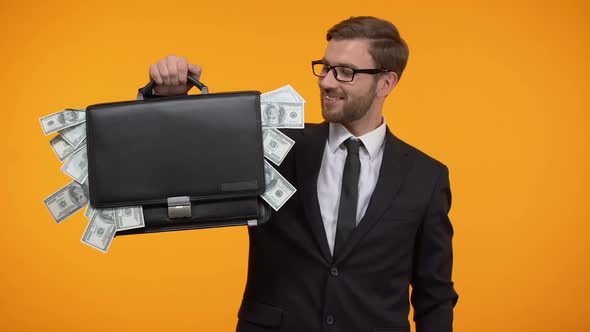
[81,178,89,197]
[49,135,78,161]
[59,123,86,148]
[261,102,304,129]
[263,128,295,166]
[81,209,116,253]
[261,85,306,104]
[40,109,86,136]
[261,160,297,211]
[84,204,96,219]
[114,206,145,231]
[289,86,306,103]
[61,146,88,184]
[43,181,89,223]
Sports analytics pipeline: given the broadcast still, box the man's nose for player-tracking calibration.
[319,68,339,89]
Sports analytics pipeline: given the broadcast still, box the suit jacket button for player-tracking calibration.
[326,314,335,325]
[330,267,339,277]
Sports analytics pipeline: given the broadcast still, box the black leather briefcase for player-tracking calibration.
[85,78,271,235]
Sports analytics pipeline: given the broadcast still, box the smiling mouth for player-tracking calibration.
[323,93,345,103]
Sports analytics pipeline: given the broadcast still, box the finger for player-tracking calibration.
[157,60,171,85]
[166,55,179,85]
[149,64,163,85]
[188,64,202,80]
[177,57,188,85]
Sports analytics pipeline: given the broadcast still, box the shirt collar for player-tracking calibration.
[327,120,387,160]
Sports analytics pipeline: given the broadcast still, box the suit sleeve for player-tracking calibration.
[411,165,459,332]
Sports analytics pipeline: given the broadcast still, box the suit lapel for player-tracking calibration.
[295,123,333,263]
[334,128,413,263]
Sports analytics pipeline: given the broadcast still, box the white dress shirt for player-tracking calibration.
[317,121,387,254]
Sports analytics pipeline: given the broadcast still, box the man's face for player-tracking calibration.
[267,105,280,124]
[70,187,86,205]
[63,110,77,122]
[264,168,274,187]
[318,39,379,124]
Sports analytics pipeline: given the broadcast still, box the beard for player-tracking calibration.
[320,81,378,124]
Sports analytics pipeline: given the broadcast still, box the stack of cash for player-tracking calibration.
[259,85,304,211]
[41,109,145,253]
[40,85,303,253]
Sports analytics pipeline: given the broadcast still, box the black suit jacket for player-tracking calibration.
[237,123,458,332]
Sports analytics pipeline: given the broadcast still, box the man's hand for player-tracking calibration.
[149,55,202,96]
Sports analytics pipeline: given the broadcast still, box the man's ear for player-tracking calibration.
[377,71,398,97]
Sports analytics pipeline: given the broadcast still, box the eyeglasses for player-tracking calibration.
[311,60,390,83]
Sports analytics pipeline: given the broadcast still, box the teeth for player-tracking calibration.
[326,95,338,101]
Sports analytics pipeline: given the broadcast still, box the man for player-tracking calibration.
[67,184,88,207]
[262,103,286,127]
[147,16,458,332]
[58,109,80,124]
[264,164,278,190]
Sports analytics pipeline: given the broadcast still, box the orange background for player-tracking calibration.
[1,0,588,331]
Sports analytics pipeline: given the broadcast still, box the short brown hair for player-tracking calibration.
[327,16,409,79]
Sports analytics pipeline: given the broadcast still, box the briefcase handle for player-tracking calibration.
[137,76,209,100]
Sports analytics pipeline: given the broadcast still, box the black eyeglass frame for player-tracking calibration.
[311,60,390,82]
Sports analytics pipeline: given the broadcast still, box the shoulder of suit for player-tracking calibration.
[391,133,448,173]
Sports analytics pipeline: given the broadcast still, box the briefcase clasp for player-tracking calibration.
[167,196,191,219]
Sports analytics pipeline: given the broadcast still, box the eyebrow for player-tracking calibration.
[320,58,359,69]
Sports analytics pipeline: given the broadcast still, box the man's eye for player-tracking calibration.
[338,67,354,77]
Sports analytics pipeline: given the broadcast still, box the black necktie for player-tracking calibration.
[334,138,361,254]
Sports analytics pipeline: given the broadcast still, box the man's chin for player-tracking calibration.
[322,107,370,125]
[321,108,343,123]
[322,106,358,124]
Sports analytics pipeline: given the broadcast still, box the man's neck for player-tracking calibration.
[341,115,384,137]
